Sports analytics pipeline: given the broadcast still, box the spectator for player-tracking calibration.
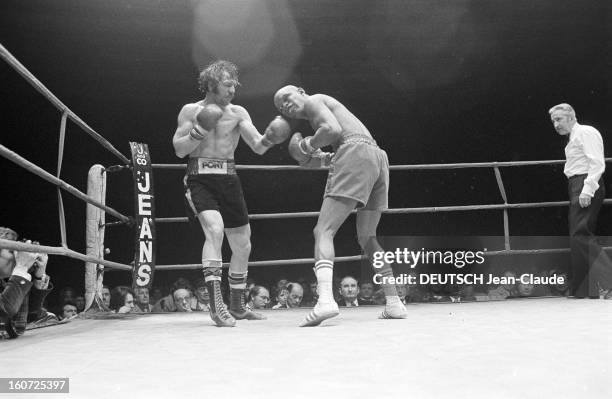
[276,278,289,291]
[337,276,361,307]
[549,269,570,297]
[486,270,519,300]
[395,283,408,304]
[404,272,429,303]
[247,286,270,310]
[149,286,163,305]
[517,281,535,297]
[358,281,376,305]
[302,280,319,307]
[1,227,53,338]
[110,286,135,313]
[271,287,289,309]
[133,287,152,313]
[459,283,476,302]
[153,277,193,312]
[271,278,288,300]
[173,288,193,312]
[372,287,387,305]
[286,282,304,308]
[101,285,111,308]
[192,278,210,311]
[60,301,78,320]
[501,270,519,298]
[75,295,86,313]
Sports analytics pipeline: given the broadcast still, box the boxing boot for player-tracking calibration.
[229,288,266,320]
[206,280,236,327]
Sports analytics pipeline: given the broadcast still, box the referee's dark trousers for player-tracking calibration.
[568,174,612,297]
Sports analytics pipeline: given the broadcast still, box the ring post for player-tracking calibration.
[85,164,108,312]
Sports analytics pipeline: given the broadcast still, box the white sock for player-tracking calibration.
[314,260,334,303]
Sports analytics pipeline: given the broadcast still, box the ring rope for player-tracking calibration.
[0,43,130,165]
[150,200,612,225]
[0,144,130,223]
[152,247,612,271]
[152,158,612,172]
[0,238,131,271]
[154,255,365,271]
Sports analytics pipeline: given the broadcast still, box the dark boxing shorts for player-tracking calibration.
[325,134,389,210]
[183,157,249,228]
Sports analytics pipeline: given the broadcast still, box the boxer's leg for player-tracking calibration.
[225,224,265,320]
[301,196,356,327]
[313,196,357,261]
[197,210,224,262]
[197,210,235,327]
[357,210,407,319]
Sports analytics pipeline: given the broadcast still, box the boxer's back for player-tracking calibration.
[320,95,373,141]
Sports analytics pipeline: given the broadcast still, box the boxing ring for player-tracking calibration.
[2,44,612,398]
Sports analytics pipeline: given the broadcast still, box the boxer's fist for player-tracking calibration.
[288,133,333,168]
[262,116,292,147]
[301,149,334,169]
[191,104,223,140]
[196,104,223,130]
[288,132,311,165]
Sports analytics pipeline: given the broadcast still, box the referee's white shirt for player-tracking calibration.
[564,122,606,197]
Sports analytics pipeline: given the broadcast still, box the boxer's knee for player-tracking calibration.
[203,222,224,245]
[227,229,251,258]
[234,239,251,258]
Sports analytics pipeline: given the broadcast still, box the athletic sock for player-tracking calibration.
[314,260,334,303]
[228,271,247,290]
[202,259,222,283]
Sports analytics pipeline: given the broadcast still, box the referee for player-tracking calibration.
[550,103,612,298]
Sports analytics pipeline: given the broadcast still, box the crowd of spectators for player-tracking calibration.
[68,266,575,316]
[1,222,586,340]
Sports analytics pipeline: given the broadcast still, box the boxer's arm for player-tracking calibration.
[173,104,202,158]
[307,96,342,150]
[236,107,272,155]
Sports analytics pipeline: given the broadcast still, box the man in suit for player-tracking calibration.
[336,276,367,307]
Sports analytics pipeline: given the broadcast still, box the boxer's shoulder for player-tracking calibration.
[312,93,339,105]
[303,94,329,115]
[228,103,247,116]
[225,104,253,125]
[179,102,201,118]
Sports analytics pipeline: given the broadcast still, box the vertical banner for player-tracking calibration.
[129,142,156,289]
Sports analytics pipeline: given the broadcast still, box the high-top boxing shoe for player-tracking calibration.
[228,288,266,320]
[206,280,236,327]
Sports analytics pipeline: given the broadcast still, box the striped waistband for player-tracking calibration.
[186,157,236,175]
[338,133,377,147]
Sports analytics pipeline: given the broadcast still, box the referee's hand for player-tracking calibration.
[579,193,592,208]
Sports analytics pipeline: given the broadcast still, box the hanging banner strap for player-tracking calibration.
[129,142,156,289]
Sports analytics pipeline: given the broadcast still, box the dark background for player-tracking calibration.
[1,0,611,296]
